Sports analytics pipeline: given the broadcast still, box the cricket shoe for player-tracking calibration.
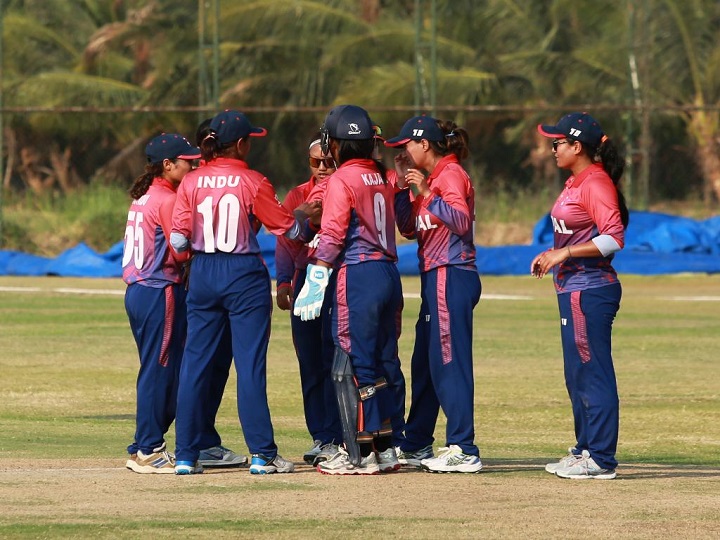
[377,447,401,473]
[396,444,434,468]
[303,439,323,465]
[312,442,340,467]
[420,445,482,473]
[198,445,248,468]
[555,450,617,480]
[126,443,175,474]
[316,448,380,475]
[175,460,204,475]
[544,447,582,474]
[249,453,295,474]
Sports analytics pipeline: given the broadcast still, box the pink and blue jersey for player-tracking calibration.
[395,154,476,272]
[122,177,187,287]
[275,177,317,288]
[172,157,296,255]
[314,159,398,266]
[550,163,625,293]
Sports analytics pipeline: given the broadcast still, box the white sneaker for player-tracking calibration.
[303,439,323,465]
[249,453,295,474]
[316,448,380,475]
[545,447,582,474]
[396,444,434,467]
[377,447,400,473]
[555,450,617,480]
[198,445,248,468]
[312,443,339,467]
[420,445,482,473]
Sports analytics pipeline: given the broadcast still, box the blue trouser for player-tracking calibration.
[175,253,277,462]
[125,283,186,455]
[291,268,342,445]
[196,321,233,450]
[332,261,403,434]
[558,283,621,470]
[402,266,481,456]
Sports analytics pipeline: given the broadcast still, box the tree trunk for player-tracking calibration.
[688,109,720,204]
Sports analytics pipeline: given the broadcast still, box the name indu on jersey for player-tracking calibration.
[197,175,243,188]
[361,173,383,186]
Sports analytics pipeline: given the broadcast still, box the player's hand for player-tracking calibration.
[295,201,323,227]
[276,284,293,311]
[405,168,430,196]
[293,264,332,321]
[530,248,568,278]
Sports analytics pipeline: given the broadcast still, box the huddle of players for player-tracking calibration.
[123,104,625,479]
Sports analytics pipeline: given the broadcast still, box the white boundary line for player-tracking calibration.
[3,286,720,302]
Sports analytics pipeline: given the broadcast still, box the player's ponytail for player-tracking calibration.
[597,137,629,229]
[200,131,222,162]
[429,120,470,162]
[129,163,162,200]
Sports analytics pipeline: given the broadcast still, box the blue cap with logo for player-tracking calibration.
[322,105,375,140]
[210,110,268,145]
[384,115,444,147]
[145,133,201,163]
[537,112,604,147]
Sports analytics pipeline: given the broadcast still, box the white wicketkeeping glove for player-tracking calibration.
[293,264,332,321]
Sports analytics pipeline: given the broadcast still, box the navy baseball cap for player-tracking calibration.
[537,112,604,147]
[385,115,444,147]
[145,133,201,163]
[210,110,267,144]
[322,105,374,140]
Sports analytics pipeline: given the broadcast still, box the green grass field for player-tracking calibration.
[0,274,718,539]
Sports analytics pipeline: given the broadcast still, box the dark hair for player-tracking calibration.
[129,162,164,200]
[199,133,240,162]
[573,136,629,228]
[196,117,212,146]
[428,120,470,162]
[334,138,388,183]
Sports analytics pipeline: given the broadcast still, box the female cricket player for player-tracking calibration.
[532,112,628,480]
[385,115,483,473]
[293,105,403,475]
[170,110,317,475]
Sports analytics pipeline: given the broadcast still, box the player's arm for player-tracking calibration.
[253,177,308,241]
[170,182,192,253]
[159,196,190,264]
[314,180,352,266]
[423,173,472,235]
[582,175,625,256]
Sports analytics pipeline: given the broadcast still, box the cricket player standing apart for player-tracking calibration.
[532,112,628,480]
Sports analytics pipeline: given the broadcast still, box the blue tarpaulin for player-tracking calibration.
[1,211,718,278]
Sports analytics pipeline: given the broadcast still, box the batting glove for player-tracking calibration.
[293,264,332,321]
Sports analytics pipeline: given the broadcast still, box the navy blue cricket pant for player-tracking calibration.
[332,261,403,434]
[402,266,481,456]
[175,253,278,462]
[558,282,621,470]
[125,283,186,455]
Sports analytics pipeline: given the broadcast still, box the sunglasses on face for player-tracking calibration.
[552,139,570,151]
[309,156,335,168]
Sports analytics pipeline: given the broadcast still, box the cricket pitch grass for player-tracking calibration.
[0,274,718,539]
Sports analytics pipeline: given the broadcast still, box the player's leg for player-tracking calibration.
[400,272,440,459]
[174,255,228,473]
[421,267,482,473]
[224,255,292,474]
[576,284,621,471]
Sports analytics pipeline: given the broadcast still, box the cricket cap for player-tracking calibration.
[537,112,604,147]
[145,133,201,163]
[210,110,267,144]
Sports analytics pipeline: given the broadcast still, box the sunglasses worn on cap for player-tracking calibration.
[309,156,335,168]
[552,139,570,151]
